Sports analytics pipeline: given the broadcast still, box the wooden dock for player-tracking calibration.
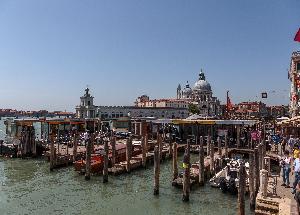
[108,144,179,175]
[172,148,225,187]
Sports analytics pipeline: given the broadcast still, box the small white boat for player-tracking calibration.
[209,159,249,194]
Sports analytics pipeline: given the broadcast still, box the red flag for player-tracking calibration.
[295,28,300,42]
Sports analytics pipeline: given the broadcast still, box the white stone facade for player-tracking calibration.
[75,88,189,119]
[135,97,190,109]
[177,71,221,117]
[75,88,97,118]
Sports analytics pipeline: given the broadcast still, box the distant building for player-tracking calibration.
[176,70,221,117]
[97,106,189,119]
[135,70,221,117]
[75,88,189,119]
[289,51,300,117]
[229,101,268,119]
[135,96,190,109]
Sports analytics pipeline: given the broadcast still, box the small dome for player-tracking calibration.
[182,81,192,97]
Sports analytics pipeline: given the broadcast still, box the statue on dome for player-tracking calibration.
[199,69,206,81]
[85,87,90,96]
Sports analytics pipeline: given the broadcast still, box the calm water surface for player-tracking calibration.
[0,119,253,215]
[0,156,254,215]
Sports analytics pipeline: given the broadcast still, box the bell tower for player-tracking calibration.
[76,87,96,118]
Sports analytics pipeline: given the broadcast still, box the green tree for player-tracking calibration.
[188,104,200,114]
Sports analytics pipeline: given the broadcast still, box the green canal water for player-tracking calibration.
[0,156,254,215]
[0,119,253,214]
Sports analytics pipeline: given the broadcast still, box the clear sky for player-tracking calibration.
[0,0,299,111]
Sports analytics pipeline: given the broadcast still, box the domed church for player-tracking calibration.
[176,70,221,117]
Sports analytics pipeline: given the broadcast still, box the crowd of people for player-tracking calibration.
[280,135,300,210]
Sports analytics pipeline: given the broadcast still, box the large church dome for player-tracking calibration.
[193,71,211,92]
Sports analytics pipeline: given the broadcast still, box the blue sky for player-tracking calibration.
[0,0,299,111]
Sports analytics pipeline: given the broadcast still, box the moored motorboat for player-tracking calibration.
[209,159,249,195]
[74,154,104,173]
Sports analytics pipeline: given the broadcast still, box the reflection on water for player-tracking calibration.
[0,156,254,215]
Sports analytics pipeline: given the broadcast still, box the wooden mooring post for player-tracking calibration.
[111,136,116,167]
[158,133,162,160]
[237,125,241,148]
[142,136,146,168]
[126,137,132,173]
[217,136,222,156]
[153,146,160,195]
[209,136,214,176]
[73,133,78,162]
[169,137,173,158]
[249,154,255,210]
[207,137,210,157]
[172,141,178,181]
[50,134,55,171]
[145,133,148,155]
[238,162,246,215]
[103,138,109,183]
[85,136,92,180]
[199,136,205,186]
[182,139,191,202]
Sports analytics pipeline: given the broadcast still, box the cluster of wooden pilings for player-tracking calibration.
[18,126,37,157]
[167,135,230,202]
[47,127,273,214]
[166,135,273,215]
[49,133,78,171]
[51,130,186,183]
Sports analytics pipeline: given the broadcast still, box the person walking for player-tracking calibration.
[281,135,287,155]
[281,150,292,188]
[288,135,296,154]
[292,152,300,194]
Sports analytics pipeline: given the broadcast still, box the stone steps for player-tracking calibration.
[256,201,279,214]
[255,195,279,215]
[254,209,275,215]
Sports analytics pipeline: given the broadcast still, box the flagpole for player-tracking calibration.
[226,90,229,118]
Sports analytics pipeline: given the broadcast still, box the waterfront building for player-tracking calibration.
[96,106,188,119]
[75,88,189,119]
[288,51,300,117]
[75,88,97,118]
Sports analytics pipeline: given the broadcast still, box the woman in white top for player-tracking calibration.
[281,150,292,187]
